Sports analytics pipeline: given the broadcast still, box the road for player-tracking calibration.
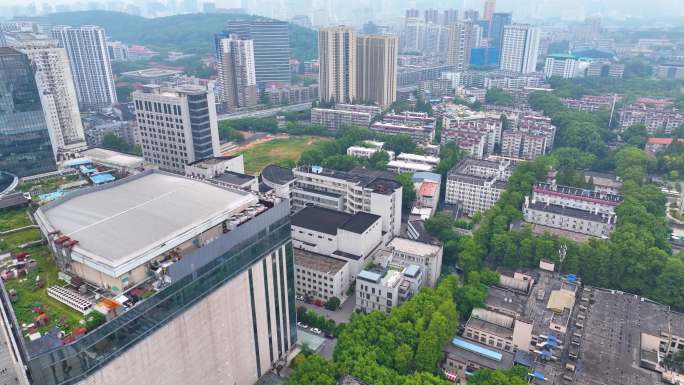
[0,171,18,196]
[217,102,311,121]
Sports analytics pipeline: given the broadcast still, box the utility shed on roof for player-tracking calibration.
[547,290,575,313]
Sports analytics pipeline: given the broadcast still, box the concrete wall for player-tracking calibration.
[77,246,292,385]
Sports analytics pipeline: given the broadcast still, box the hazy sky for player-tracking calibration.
[1,0,683,20]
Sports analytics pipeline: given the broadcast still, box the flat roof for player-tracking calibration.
[388,237,441,257]
[294,249,347,275]
[81,148,144,169]
[36,170,257,277]
[213,171,255,186]
[291,206,379,235]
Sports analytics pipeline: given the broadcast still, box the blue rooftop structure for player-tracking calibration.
[357,270,383,283]
[412,172,441,184]
[531,371,546,381]
[79,165,98,175]
[566,274,577,283]
[90,173,116,185]
[451,337,502,362]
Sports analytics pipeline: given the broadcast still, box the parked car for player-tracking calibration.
[297,322,308,329]
[296,294,304,301]
[310,328,321,335]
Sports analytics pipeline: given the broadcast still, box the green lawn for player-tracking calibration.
[17,174,82,194]
[0,209,32,232]
[240,136,331,174]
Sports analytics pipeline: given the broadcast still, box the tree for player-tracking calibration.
[325,296,341,311]
[102,133,138,155]
[621,124,648,149]
[485,88,514,106]
[396,173,416,211]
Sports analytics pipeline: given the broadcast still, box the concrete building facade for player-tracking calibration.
[51,25,117,110]
[319,26,357,103]
[216,35,258,111]
[356,35,398,108]
[500,24,540,74]
[133,84,220,174]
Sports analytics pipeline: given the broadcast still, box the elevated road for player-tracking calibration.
[217,102,311,121]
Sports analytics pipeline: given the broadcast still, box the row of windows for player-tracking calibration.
[135,100,182,116]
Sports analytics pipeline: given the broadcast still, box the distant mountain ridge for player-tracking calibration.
[37,10,317,61]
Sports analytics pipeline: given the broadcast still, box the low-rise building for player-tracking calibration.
[184,155,245,178]
[294,249,351,304]
[370,121,435,143]
[355,265,423,314]
[383,237,442,287]
[523,182,622,238]
[563,94,620,112]
[260,164,295,200]
[583,171,622,195]
[645,137,684,154]
[442,337,515,382]
[311,107,373,131]
[446,157,517,216]
[656,62,684,80]
[347,146,395,160]
[79,148,145,175]
[291,206,383,277]
[586,61,624,78]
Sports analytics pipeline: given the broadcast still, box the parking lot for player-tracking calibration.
[295,295,357,324]
[296,325,337,359]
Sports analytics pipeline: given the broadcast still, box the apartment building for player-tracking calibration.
[446,22,474,72]
[11,36,87,157]
[586,61,624,78]
[356,34,398,107]
[499,24,540,74]
[311,107,374,131]
[215,34,257,111]
[319,26,357,103]
[619,98,684,134]
[441,109,502,158]
[562,94,620,112]
[445,156,517,216]
[51,25,117,110]
[292,166,402,237]
[522,182,622,237]
[657,62,684,80]
[132,84,220,174]
[501,115,556,160]
[544,54,587,79]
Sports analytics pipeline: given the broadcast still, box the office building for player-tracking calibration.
[347,145,395,160]
[222,19,290,88]
[132,84,220,174]
[291,206,383,279]
[500,24,540,74]
[523,182,622,238]
[356,34,398,108]
[483,0,496,21]
[294,249,351,303]
[383,237,442,287]
[319,26,357,103]
[15,170,296,385]
[446,22,474,72]
[13,37,87,157]
[445,156,517,216]
[0,47,56,177]
[51,25,117,110]
[216,35,258,111]
[292,166,403,237]
[488,12,512,49]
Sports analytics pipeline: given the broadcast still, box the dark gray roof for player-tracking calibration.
[526,201,611,223]
[186,155,237,166]
[261,164,294,185]
[212,171,255,186]
[0,193,29,210]
[291,206,352,235]
[340,212,380,234]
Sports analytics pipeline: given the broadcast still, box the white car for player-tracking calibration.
[310,328,321,335]
[297,322,308,329]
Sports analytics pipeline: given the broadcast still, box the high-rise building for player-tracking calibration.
[133,84,220,173]
[318,26,357,103]
[405,8,420,19]
[483,0,496,21]
[488,12,512,49]
[51,25,117,110]
[424,8,439,24]
[446,22,474,72]
[223,19,291,88]
[500,24,540,74]
[2,170,295,385]
[216,35,258,111]
[107,40,129,61]
[463,9,479,22]
[442,9,459,26]
[403,17,426,52]
[356,35,398,108]
[14,38,87,157]
[0,47,56,177]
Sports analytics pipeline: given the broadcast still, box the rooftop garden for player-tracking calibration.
[0,209,83,341]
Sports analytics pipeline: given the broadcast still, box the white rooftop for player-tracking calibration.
[388,237,441,258]
[387,160,434,172]
[36,170,257,277]
[81,148,144,169]
[396,153,440,164]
